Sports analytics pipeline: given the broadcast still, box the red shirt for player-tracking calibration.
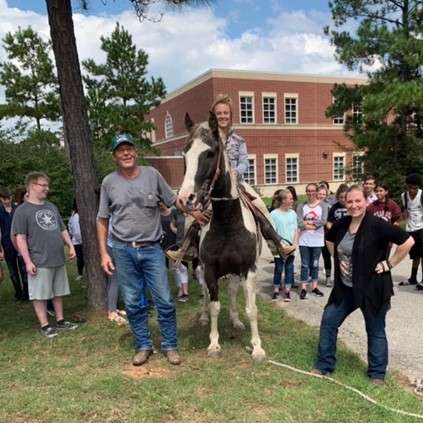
[367,199,401,224]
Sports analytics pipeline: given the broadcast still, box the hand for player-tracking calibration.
[375,261,390,274]
[26,261,37,276]
[68,245,76,260]
[339,259,349,274]
[191,209,211,226]
[282,245,295,255]
[231,169,239,178]
[101,253,115,276]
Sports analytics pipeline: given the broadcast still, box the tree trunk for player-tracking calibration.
[46,0,106,309]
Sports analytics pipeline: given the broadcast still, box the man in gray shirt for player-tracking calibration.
[11,172,78,338]
[97,133,181,366]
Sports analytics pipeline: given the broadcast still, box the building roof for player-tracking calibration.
[160,68,367,105]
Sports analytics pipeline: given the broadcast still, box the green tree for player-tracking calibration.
[0,26,60,131]
[83,23,166,157]
[325,0,423,195]
[45,0,210,310]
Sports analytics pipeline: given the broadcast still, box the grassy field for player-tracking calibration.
[0,263,422,423]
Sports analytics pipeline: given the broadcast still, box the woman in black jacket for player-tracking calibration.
[314,185,414,383]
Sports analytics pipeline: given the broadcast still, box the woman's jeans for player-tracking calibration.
[273,255,295,289]
[315,286,388,379]
[112,241,177,352]
[299,246,322,282]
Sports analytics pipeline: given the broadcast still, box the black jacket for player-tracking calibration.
[326,213,410,315]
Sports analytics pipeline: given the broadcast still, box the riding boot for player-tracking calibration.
[165,221,200,265]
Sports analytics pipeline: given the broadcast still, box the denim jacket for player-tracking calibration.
[225,130,248,178]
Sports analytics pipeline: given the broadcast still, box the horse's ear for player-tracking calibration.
[185,113,194,131]
[208,111,219,135]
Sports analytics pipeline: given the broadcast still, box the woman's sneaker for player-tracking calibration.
[272,292,280,301]
[40,325,58,338]
[300,289,307,300]
[284,292,291,302]
[312,288,324,297]
[56,320,79,331]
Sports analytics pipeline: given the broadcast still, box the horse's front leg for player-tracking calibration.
[242,269,266,362]
[228,275,245,330]
[196,264,209,326]
[205,266,222,357]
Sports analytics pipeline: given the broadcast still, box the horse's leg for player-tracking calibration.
[228,275,245,330]
[196,264,209,326]
[242,269,266,362]
[205,266,222,357]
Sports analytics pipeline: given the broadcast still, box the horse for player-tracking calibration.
[177,112,266,362]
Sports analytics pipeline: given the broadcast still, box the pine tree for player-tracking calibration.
[0,26,60,131]
[325,0,423,195]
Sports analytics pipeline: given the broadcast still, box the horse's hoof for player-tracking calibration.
[207,349,222,358]
[232,320,245,330]
[251,349,266,363]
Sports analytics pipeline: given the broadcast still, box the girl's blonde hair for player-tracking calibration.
[210,94,233,117]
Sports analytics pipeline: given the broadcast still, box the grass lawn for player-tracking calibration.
[0,263,422,423]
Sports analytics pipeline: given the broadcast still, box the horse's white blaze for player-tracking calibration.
[178,138,210,202]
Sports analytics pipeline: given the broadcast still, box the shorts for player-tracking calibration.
[408,229,423,260]
[28,265,71,300]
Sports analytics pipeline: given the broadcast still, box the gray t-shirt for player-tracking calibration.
[98,166,176,243]
[11,201,66,267]
[337,230,356,287]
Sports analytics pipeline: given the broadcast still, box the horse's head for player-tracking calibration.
[178,112,226,209]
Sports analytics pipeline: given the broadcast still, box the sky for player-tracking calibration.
[0,0,360,97]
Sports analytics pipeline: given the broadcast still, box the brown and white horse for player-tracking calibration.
[177,113,266,362]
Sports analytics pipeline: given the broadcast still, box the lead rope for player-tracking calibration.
[267,359,423,420]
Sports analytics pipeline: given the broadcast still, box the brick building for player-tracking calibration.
[146,69,366,196]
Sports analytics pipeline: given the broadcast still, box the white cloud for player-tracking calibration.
[0,0,359,105]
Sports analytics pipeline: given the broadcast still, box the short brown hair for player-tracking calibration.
[210,94,233,117]
[25,172,49,188]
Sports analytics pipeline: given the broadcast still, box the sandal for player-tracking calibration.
[108,312,128,326]
[116,309,127,317]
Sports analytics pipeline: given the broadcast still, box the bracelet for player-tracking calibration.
[386,259,393,270]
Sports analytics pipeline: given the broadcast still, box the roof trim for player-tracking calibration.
[159,68,367,105]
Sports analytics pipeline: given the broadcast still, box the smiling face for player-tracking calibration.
[375,186,388,202]
[113,143,138,170]
[305,183,318,202]
[317,188,328,201]
[346,188,367,218]
[213,103,232,132]
[363,178,376,195]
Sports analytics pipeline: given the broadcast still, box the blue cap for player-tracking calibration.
[111,133,135,151]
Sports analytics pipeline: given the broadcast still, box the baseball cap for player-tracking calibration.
[111,133,135,151]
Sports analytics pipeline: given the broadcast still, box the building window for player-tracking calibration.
[239,94,254,124]
[352,153,365,181]
[262,95,276,124]
[284,94,298,124]
[285,155,299,183]
[333,154,345,181]
[332,97,344,125]
[352,104,363,124]
[244,157,256,185]
[264,156,277,184]
[164,112,174,139]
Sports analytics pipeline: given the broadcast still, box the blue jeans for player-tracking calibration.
[112,241,177,352]
[299,246,322,282]
[273,255,295,289]
[315,287,388,379]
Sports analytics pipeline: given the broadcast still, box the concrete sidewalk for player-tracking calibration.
[256,250,423,381]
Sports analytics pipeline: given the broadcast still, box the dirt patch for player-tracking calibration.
[122,364,173,380]
[250,403,270,418]
[391,370,419,395]
[194,387,212,397]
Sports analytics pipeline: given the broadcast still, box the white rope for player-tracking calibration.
[268,359,423,420]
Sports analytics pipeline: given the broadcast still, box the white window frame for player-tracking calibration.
[333,153,346,181]
[262,92,277,124]
[284,93,298,125]
[332,97,345,125]
[285,153,299,184]
[150,117,156,143]
[352,104,363,124]
[352,152,365,181]
[263,154,278,185]
[239,91,255,124]
[164,112,174,139]
[244,154,257,186]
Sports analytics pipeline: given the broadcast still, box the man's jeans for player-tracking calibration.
[315,286,388,380]
[273,255,295,289]
[299,246,322,282]
[112,241,177,352]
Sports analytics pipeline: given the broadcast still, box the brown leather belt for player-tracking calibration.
[112,237,158,249]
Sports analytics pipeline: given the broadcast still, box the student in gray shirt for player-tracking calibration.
[96,133,181,366]
[11,172,78,338]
